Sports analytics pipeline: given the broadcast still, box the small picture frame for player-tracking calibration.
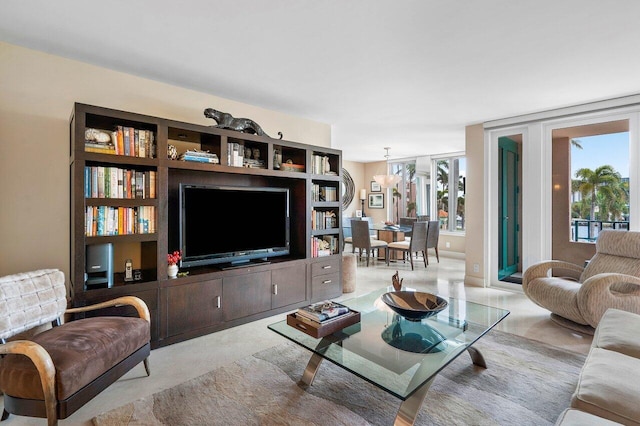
[370,181,381,192]
[355,209,363,218]
[368,193,384,209]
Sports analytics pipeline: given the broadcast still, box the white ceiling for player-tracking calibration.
[2,1,640,162]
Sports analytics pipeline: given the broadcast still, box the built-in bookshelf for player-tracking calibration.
[70,103,343,348]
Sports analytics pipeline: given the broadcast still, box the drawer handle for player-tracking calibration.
[273,284,278,295]
[322,265,332,270]
[323,280,332,284]
[216,296,221,309]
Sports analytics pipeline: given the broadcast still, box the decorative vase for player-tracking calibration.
[168,264,179,279]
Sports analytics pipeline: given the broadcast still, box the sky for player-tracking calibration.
[570,132,629,179]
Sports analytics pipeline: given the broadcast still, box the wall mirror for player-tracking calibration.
[342,168,355,210]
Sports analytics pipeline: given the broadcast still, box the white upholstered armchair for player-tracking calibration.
[523,229,640,334]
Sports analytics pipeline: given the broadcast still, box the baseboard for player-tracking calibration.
[464,275,485,287]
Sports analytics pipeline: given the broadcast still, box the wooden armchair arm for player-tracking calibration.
[65,296,150,323]
[578,273,640,328]
[0,340,57,426]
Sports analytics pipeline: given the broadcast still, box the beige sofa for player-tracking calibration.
[556,308,640,425]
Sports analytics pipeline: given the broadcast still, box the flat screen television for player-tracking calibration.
[179,184,290,268]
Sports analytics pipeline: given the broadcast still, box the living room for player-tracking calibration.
[3,2,640,425]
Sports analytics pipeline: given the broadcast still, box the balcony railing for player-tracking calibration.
[571,219,629,242]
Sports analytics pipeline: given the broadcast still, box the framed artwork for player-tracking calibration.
[355,209,363,218]
[368,193,384,209]
[370,181,381,192]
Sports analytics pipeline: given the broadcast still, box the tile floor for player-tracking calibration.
[2,255,593,425]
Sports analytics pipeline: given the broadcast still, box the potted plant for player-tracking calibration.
[167,251,181,278]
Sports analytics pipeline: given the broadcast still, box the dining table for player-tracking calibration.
[371,223,413,261]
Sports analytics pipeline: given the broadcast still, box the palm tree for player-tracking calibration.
[574,165,622,222]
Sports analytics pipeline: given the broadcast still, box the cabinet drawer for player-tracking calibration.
[311,257,340,277]
[311,272,341,301]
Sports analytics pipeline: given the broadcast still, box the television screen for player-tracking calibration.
[179,184,290,267]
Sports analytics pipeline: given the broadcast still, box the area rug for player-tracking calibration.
[93,330,585,426]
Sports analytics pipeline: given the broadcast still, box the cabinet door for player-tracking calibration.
[223,271,271,321]
[166,279,223,337]
[271,263,306,309]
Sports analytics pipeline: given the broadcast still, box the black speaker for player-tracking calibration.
[85,243,113,289]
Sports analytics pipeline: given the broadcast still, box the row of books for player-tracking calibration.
[296,300,350,324]
[84,166,156,199]
[227,142,245,167]
[84,126,156,158]
[310,154,335,175]
[85,206,156,236]
[311,235,338,257]
[311,184,338,202]
[311,209,337,230]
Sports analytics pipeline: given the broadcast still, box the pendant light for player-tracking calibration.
[373,147,401,188]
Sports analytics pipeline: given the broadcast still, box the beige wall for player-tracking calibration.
[464,124,485,285]
[0,42,331,277]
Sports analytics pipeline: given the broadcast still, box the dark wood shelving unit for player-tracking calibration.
[70,103,343,348]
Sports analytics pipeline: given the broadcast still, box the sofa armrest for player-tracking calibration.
[65,296,150,323]
[523,260,584,294]
[577,273,640,328]
[0,340,56,422]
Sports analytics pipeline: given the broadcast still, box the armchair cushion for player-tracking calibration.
[0,269,67,340]
[0,316,150,401]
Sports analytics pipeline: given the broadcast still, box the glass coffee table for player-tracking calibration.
[268,287,510,426]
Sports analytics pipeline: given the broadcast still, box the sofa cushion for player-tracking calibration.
[592,308,640,358]
[571,348,640,425]
[0,316,149,401]
[555,408,623,425]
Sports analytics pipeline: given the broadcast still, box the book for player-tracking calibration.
[297,301,350,323]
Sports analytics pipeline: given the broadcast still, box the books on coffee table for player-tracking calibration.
[296,300,350,323]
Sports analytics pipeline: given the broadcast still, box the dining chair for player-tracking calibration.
[426,220,441,264]
[351,220,388,266]
[343,217,361,251]
[386,221,428,270]
[398,217,417,240]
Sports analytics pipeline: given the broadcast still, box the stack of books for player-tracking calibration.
[179,150,219,164]
[295,301,350,325]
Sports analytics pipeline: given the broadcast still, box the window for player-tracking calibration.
[389,160,417,223]
[434,156,465,232]
[569,131,629,242]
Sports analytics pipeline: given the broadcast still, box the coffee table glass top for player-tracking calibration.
[268,287,510,400]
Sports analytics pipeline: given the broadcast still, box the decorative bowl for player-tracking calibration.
[381,291,448,321]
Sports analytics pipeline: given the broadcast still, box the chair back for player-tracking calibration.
[409,221,428,251]
[399,217,417,226]
[0,269,67,340]
[417,215,430,222]
[581,230,640,282]
[426,221,440,249]
[343,216,362,238]
[351,220,373,250]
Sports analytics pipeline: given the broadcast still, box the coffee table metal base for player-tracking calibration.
[300,347,487,426]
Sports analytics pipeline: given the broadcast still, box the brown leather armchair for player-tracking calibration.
[0,269,151,425]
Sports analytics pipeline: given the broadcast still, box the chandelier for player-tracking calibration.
[373,147,401,188]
